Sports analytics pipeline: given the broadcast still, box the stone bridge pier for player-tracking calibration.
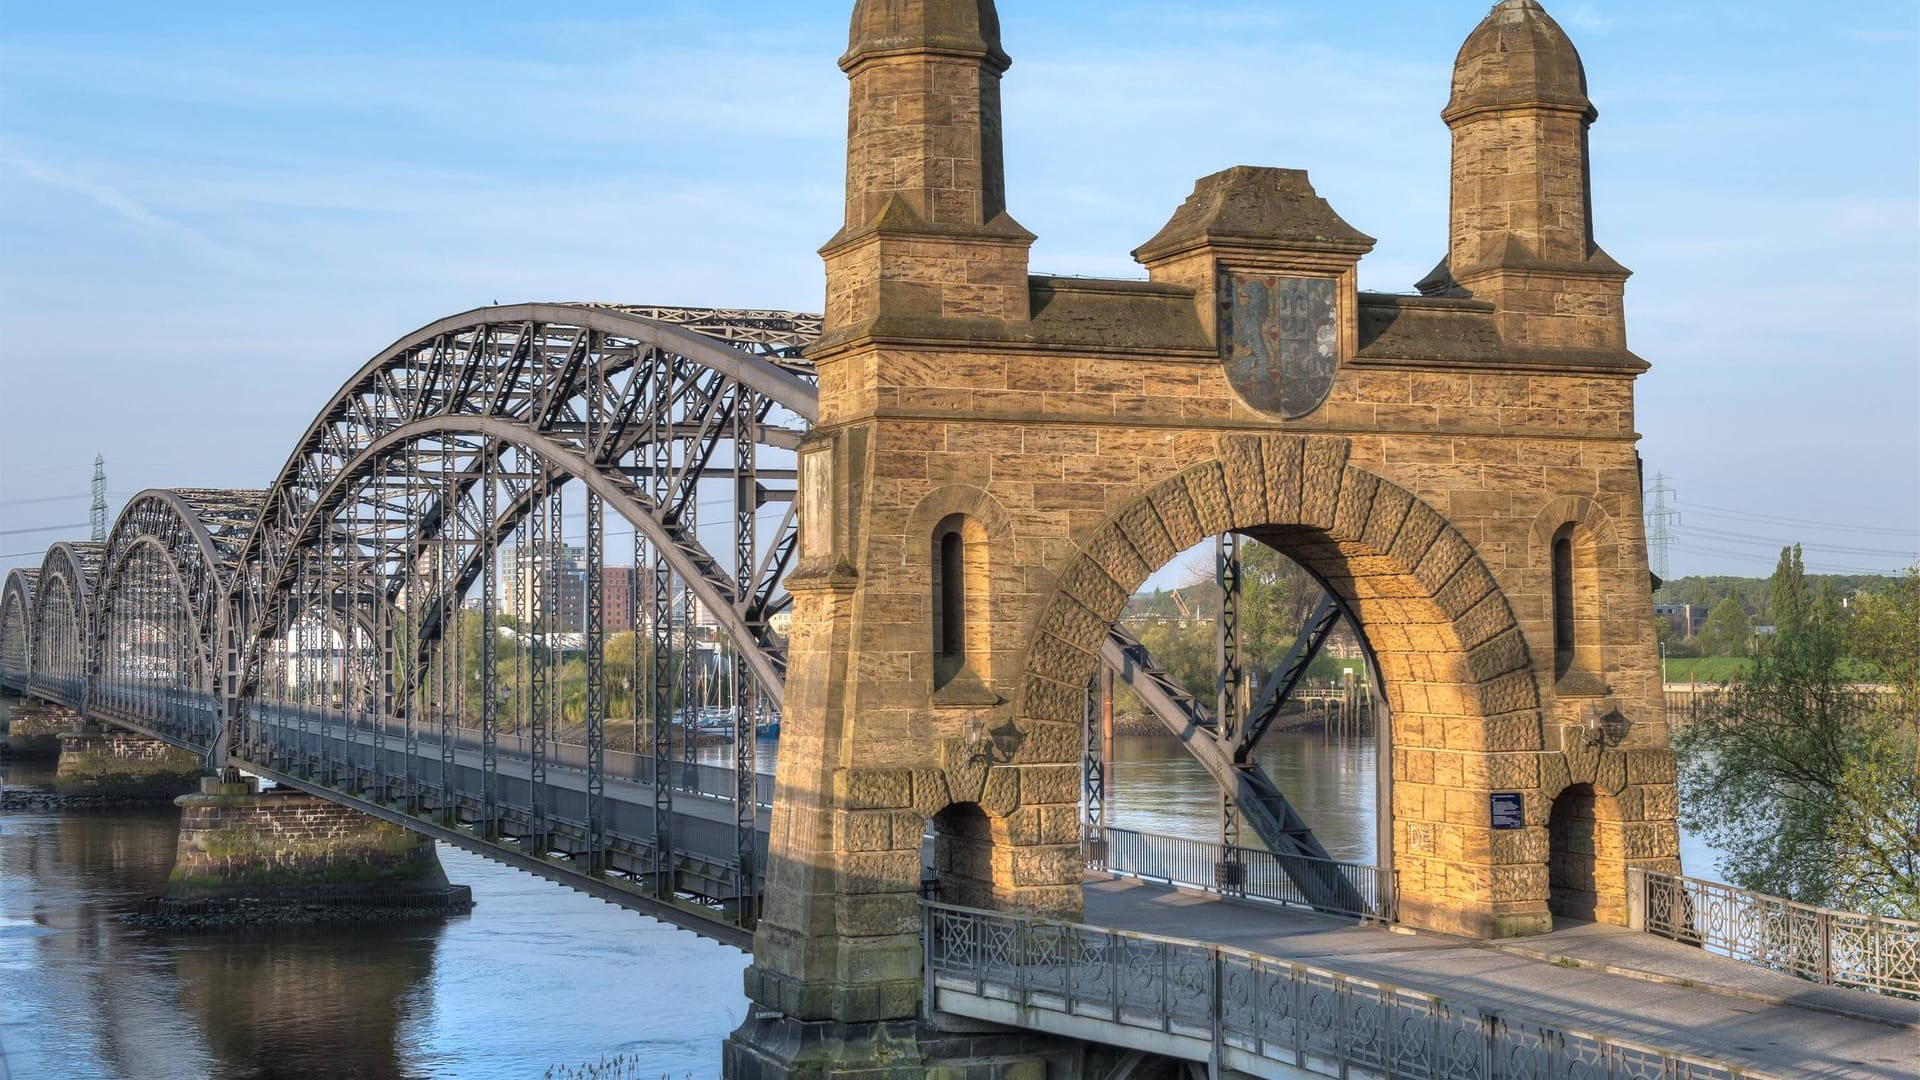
[55,726,205,800]
[3,699,81,760]
[141,777,472,927]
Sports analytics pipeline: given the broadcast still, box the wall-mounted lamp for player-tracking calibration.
[962,709,1022,767]
[1580,703,1630,749]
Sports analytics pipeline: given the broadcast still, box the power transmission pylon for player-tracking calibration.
[90,456,107,541]
[1645,473,1678,583]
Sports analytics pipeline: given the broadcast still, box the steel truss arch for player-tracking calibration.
[228,304,822,717]
[86,490,265,738]
[29,541,104,706]
[0,569,36,691]
[91,490,265,689]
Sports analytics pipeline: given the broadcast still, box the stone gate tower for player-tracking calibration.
[730,0,1680,1074]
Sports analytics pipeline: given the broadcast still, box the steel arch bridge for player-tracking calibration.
[1,304,825,945]
[0,301,1362,946]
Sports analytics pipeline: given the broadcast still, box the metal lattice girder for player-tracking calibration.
[29,541,106,708]
[88,490,266,705]
[227,304,821,726]
[1236,593,1344,762]
[0,569,37,690]
[1101,624,1369,916]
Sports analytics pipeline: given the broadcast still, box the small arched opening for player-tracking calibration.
[1547,782,1625,923]
[930,513,992,702]
[1550,521,1604,696]
[931,802,1010,909]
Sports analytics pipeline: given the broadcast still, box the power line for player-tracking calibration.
[1674,500,1920,538]
[1676,524,1918,559]
[0,522,91,538]
[1668,542,1890,576]
[0,494,88,508]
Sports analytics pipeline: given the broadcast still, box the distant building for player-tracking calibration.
[1653,603,1711,640]
[604,565,637,634]
[501,542,589,633]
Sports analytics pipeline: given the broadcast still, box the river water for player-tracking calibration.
[0,702,1724,1080]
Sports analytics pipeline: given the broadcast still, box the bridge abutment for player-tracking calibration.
[743,0,1682,1071]
[143,777,472,926]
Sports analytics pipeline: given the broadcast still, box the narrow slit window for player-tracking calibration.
[937,528,966,682]
[1552,530,1576,679]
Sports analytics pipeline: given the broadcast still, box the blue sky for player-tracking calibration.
[0,1,1915,579]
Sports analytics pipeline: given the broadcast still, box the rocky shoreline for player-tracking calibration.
[124,886,476,931]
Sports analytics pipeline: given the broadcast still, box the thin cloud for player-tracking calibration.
[1563,6,1615,33]
[0,147,261,269]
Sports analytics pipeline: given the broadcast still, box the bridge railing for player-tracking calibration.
[244,703,776,807]
[1090,826,1395,922]
[924,901,1780,1080]
[1629,868,1920,999]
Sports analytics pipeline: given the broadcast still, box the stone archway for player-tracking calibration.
[1017,432,1550,937]
[1547,782,1624,923]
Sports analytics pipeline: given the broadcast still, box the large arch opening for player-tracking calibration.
[87,490,263,746]
[1098,531,1384,865]
[94,541,204,737]
[1015,435,1551,937]
[31,543,102,708]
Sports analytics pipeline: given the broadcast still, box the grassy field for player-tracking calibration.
[1662,656,1881,684]
[1663,657,1750,684]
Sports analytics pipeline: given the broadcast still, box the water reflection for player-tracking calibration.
[1102,729,1725,878]
[1104,731,1381,863]
[1,754,748,1079]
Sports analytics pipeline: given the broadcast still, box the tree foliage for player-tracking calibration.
[1695,597,1750,658]
[1675,553,1920,918]
[1116,539,1361,716]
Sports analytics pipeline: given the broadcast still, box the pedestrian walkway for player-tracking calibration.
[1084,876,1920,1080]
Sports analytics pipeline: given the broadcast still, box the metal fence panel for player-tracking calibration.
[1636,869,1919,999]
[925,901,1782,1080]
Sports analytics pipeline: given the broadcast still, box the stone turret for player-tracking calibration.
[820,0,1034,349]
[1420,0,1629,353]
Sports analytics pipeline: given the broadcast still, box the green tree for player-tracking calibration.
[1696,597,1750,657]
[1675,552,1920,918]
[1768,544,1807,629]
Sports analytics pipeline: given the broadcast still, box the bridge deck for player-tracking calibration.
[1083,876,1920,1079]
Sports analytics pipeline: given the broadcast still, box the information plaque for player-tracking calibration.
[1489,792,1525,831]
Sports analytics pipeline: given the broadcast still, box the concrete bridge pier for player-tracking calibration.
[143,777,472,927]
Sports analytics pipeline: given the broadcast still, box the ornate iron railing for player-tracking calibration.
[1091,826,1395,922]
[925,901,1783,1080]
[1630,869,1920,999]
